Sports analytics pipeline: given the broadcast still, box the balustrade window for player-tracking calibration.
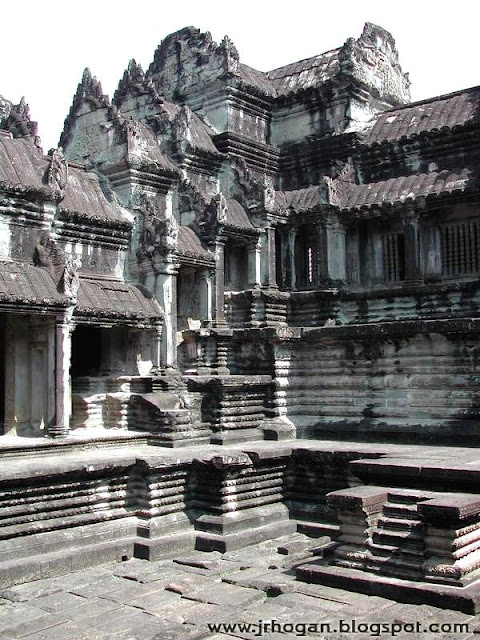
[295,224,317,289]
[382,233,405,282]
[440,221,480,276]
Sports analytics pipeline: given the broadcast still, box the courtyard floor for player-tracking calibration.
[0,533,477,640]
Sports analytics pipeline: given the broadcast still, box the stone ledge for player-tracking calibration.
[296,561,480,614]
[419,495,480,523]
[327,486,388,510]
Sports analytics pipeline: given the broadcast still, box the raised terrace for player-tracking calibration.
[2,21,480,632]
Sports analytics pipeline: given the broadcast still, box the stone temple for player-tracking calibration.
[2,22,480,621]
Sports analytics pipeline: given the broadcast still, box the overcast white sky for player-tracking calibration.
[2,0,480,151]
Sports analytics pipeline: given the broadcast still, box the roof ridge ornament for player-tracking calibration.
[338,22,410,107]
[46,147,68,191]
[33,231,80,300]
[1,97,42,148]
[219,35,240,75]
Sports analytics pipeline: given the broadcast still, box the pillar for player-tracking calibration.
[280,228,296,290]
[153,321,162,371]
[247,238,262,288]
[314,218,347,285]
[214,336,230,375]
[402,207,423,285]
[198,268,214,324]
[154,261,179,371]
[213,241,227,327]
[265,226,278,289]
[49,311,74,438]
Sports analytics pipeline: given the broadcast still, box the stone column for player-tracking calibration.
[50,311,74,438]
[280,228,297,290]
[247,238,262,289]
[327,219,347,283]
[314,218,347,285]
[402,207,423,285]
[153,261,179,371]
[264,226,278,289]
[287,229,297,289]
[153,321,163,371]
[213,241,227,327]
[198,268,214,324]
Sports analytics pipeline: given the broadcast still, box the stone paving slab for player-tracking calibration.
[59,597,121,621]
[16,620,106,640]
[97,582,167,605]
[181,582,264,607]
[31,591,88,614]
[69,575,128,599]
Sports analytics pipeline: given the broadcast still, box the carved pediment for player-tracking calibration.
[135,193,178,261]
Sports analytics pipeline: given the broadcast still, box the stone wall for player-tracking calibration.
[280,330,480,442]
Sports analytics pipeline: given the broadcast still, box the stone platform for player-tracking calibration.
[4,436,480,621]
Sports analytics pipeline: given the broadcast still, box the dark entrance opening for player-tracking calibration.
[71,325,102,377]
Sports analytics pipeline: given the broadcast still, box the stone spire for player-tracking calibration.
[113,59,162,107]
[60,68,110,148]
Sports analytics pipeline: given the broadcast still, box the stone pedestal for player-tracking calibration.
[130,459,197,560]
[192,452,295,552]
[190,375,271,444]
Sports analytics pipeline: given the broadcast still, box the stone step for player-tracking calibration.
[369,541,424,560]
[386,489,435,504]
[383,502,423,520]
[376,516,424,532]
[296,520,341,539]
[368,551,423,573]
[296,562,480,614]
[372,529,424,548]
[366,560,423,580]
[156,409,192,426]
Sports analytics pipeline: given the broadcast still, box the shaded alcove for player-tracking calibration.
[225,242,248,291]
[177,266,202,331]
[71,325,102,378]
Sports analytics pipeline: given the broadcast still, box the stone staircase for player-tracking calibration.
[296,482,480,612]
[367,490,431,580]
